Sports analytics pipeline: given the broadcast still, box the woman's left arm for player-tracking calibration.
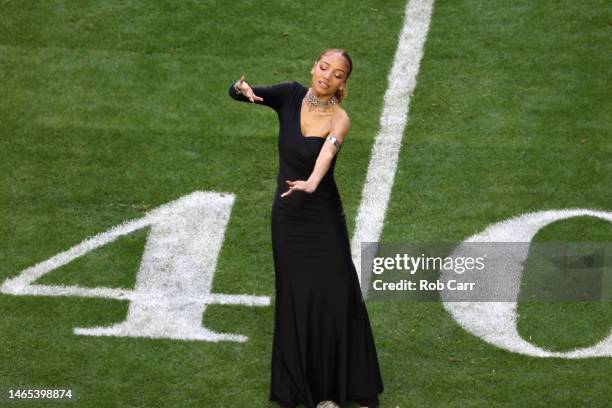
[281,110,350,197]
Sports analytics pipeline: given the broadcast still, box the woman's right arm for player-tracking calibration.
[228,75,293,112]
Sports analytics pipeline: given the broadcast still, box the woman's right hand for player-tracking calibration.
[236,74,264,103]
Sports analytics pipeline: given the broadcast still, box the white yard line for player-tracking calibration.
[351,0,435,291]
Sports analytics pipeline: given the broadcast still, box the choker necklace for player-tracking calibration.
[305,88,338,109]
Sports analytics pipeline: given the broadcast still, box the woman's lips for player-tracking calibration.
[318,80,329,89]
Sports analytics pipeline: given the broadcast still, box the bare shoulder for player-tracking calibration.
[331,107,351,141]
[333,106,350,123]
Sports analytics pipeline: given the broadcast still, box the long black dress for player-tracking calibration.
[229,80,384,408]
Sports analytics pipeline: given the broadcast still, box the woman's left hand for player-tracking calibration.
[281,180,315,197]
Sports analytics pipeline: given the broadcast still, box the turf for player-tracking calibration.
[1,1,610,407]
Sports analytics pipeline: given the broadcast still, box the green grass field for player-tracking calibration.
[1,1,611,407]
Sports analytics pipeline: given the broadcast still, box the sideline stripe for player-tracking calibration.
[351,0,435,289]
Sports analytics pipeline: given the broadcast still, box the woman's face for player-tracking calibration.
[310,52,349,96]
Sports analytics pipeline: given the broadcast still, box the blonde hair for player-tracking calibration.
[315,48,353,103]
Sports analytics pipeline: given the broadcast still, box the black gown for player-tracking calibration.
[228,80,384,408]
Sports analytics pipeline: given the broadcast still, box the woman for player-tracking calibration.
[228,48,384,408]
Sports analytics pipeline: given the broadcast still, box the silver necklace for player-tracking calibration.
[305,88,338,109]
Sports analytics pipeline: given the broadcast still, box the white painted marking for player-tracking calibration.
[442,209,612,358]
[351,0,435,292]
[1,191,270,342]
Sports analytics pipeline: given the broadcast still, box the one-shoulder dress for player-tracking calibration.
[228,80,384,408]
